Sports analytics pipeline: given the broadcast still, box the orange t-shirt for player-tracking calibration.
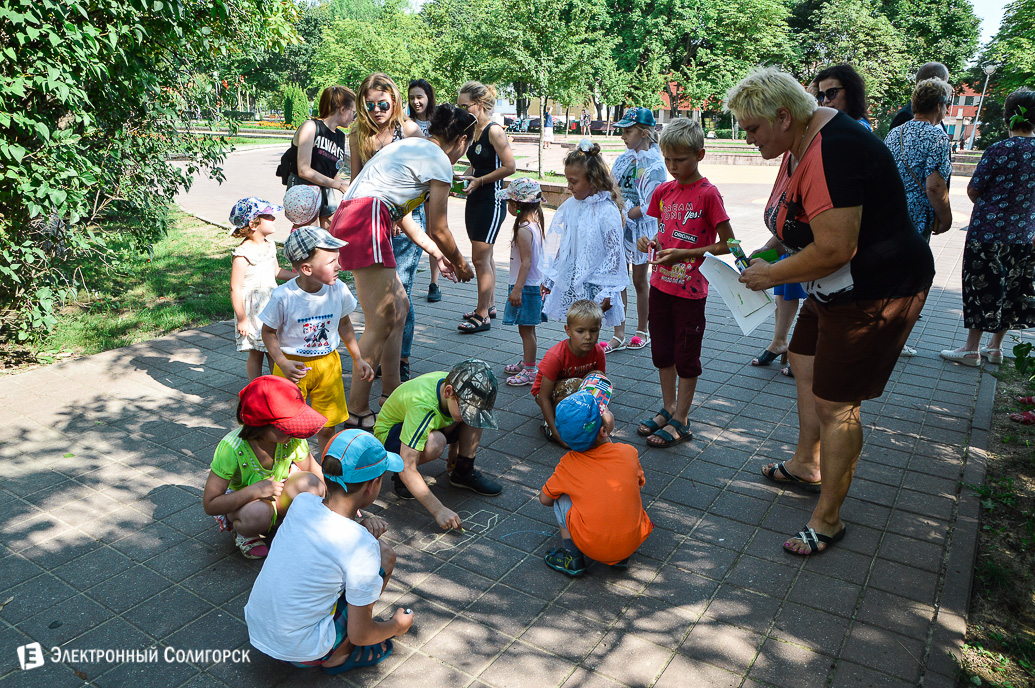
[542,442,653,564]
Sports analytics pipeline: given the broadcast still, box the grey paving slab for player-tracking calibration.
[0,162,1015,687]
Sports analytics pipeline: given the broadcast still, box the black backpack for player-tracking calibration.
[275,144,298,186]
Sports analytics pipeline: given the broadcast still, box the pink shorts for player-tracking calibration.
[329,197,396,270]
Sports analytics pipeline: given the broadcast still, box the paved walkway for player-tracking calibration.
[0,148,1004,687]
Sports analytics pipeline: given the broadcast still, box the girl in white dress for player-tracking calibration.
[542,140,628,332]
[228,197,295,380]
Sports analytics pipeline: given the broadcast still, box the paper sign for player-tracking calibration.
[699,252,776,336]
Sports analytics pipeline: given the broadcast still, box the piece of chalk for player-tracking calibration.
[405,608,412,614]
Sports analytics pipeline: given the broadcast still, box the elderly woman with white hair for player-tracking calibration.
[728,67,934,555]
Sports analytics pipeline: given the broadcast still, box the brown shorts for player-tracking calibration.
[789,291,927,403]
[648,287,706,379]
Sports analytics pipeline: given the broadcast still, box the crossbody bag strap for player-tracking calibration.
[898,126,926,188]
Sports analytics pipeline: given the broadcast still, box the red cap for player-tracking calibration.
[238,376,327,438]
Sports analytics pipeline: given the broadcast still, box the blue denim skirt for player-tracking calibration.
[503,285,547,326]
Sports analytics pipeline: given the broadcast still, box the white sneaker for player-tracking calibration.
[980,346,1004,364]
[900,345,917,357]
[939,349,981,367]
[235,533,269,559]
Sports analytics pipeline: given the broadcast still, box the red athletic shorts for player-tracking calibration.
[329,197,396,270]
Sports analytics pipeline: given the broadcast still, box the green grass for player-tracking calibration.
[43,210,244,356]
[225,137,286,147]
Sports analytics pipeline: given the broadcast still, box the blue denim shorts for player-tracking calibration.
[502,285,546,326]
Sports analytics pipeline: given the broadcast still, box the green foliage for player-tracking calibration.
[283,85,310,129]
[969,0,1035,149]
[0,0,298,344]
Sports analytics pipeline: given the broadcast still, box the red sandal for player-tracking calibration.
[1016,396,1035,405]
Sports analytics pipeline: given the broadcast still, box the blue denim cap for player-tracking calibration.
[614,107,656,128]
[323,429,404,484]
[555,391,603,452]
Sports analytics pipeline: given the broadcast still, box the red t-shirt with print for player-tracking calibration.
[645,178,730,299]
[530,339,606,397]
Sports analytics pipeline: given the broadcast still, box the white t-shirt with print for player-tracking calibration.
[244,492,383,662]
[344,137,453,219]
[258,278,357,356]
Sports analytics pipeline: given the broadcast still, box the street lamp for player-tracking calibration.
[968,63,997,150]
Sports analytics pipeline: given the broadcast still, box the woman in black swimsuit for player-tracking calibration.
[457,81,516,333]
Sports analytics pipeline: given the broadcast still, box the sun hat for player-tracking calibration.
[238,375,327,438]
[283,185,322,226]
[495,177,543,204]
[614,107,657,129]
[322,429,404,485]
[229,197,283,233]
[555,390,609,452]
[446,359,499,429]
[283,225,347,263]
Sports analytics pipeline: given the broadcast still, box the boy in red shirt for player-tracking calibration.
[531,300,606,448]
[539,382,653,576]
[637,118,735,447]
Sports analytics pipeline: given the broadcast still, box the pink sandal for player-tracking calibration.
[506,367,536,386]
[504,360,527,375]
[627,330,651,350]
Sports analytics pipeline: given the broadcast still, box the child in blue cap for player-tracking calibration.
[538,377,653,576]
[244,429,414,674]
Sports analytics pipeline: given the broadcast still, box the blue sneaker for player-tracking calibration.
[544,548,587,576]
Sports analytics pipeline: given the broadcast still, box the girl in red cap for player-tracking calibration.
[202,376,328,559]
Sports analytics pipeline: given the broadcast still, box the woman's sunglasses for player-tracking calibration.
[816,87,843,103]
[365,100,391,112]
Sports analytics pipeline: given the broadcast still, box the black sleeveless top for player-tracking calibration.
[466,123,503,204]
[307,119,347,179]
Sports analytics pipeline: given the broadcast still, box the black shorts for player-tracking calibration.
[465,197,507,244]
[648,287,706,379]
[383,422,462,454]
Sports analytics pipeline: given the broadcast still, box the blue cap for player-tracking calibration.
[614,107,656,129]
[555,391,603,452]
[322,429,404,485]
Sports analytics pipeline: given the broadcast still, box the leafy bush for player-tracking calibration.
[0,0,298,344]
[283,85,310,130]
[715,128,732,139]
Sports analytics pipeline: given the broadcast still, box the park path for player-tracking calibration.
[0,144,1007,687]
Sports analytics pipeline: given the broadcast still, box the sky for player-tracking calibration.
[971,0,1009,45]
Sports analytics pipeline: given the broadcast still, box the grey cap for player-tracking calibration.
[283,226,347,263]
[446,359,499,429]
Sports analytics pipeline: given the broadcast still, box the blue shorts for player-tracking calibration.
[502,285,547,326]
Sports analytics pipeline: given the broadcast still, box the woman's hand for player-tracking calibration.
[509,288,522,307]
[738,258,776,291]
[463,176,481,192]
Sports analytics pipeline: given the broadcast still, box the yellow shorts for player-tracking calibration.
[273,351,349,427]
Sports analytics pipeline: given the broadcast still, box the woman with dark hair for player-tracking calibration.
[282,86,356,229]
[329,104,475,428]
[408,79,444,303]
[941,88,1035,372]
[813,64,871,130]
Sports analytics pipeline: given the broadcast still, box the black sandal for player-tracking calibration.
[343,410,376,432]
[458,314,490,334]
[751,348,787,366]
[637,408,672,436]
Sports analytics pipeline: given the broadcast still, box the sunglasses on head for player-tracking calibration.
[365,100,391,112]
[816,87,843,103]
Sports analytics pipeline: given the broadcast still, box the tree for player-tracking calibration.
[0,0,298,342]
[798,0,910,125]
[882,0,980,78]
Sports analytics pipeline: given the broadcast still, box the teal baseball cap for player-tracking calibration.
[322,429,404,485]
[614,107,656,128]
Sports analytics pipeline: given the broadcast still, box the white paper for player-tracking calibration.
[699,252,776,336]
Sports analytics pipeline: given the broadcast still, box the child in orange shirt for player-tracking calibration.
[538,379,653,576]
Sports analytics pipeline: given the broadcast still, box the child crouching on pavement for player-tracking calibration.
[244,429,414,674]
[532,300,607,448]
[538,380,653,576]
[203,376,328,559]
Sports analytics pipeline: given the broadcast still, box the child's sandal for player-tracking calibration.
[506,367,536,386]
[504,360,527,375]
[600,336,627,354]
[627,331,651,350]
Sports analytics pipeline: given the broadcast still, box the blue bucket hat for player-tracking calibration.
[322,429,404,485]
[555,391,605,452]
[614,107,656,129]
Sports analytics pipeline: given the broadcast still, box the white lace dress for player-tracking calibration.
[233,239,279,352]
[611,144,667,265]
[542,191,629,326]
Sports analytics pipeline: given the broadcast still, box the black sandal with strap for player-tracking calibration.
[458,314,490,334]
[637,408,672,436]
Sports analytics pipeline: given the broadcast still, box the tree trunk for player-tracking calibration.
[538,97,544,180]
[565,105,570,141]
